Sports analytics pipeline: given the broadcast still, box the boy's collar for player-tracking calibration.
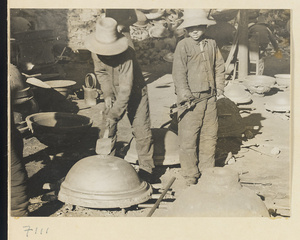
[188,36,209,45]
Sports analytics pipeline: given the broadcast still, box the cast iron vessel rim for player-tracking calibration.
[224,94,252,104]
[58,188,152,209]
[244,75,276,83]
[274,74,291,78]
[59,180,151,197]
[264,102,290,112]
[44,80,77,88]
[26,112,93,129]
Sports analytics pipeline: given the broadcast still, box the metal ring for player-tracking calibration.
[85,73,97,88]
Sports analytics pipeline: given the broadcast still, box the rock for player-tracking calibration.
[271,147,281,155]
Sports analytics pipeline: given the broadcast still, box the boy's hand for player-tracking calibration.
[181,98,196,110]
[117,25,125,33]
[217,94,225,100]
[104,96,114,109]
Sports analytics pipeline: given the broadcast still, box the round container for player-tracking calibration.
[264,92,290,113]
[243,75,276,95]
[224,83,252,104]
[44,80,76,97]
[26,112,92,147]
[58,155,152,208]
[274,74,290,88]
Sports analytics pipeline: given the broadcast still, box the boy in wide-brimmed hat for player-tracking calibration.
[85,17,155,182]
[172,9,225,186]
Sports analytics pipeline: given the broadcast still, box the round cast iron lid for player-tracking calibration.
[264,93,290,113]
[58,155,152,209]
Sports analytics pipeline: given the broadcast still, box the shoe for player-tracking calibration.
[138,169,156,184]
[185,177,198,186]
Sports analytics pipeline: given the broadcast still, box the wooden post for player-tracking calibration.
[238,10,249,79]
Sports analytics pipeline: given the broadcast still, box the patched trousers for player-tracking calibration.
[178,96,218,180]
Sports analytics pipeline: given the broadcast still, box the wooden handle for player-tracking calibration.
[146,176,176,217]
[102,128,110,139]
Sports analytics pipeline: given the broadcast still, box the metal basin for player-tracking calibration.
[25,112,92,147]
[243,75,276,95]
[44,80,76,97]
[264,92,290,113]
[58,155,152,209]
[274,74,290,88]
[224,83,252,104]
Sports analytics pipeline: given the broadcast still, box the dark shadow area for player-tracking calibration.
[155,85,171,88]
[29,200,64,217]
[215,112,266,166]
[215,137,243,166]
[23,148,51,165]
[242,113,266,134]
[264,87,280,96]
[264,55,290,76]
[31,87,80,113]
[26,126,99,200]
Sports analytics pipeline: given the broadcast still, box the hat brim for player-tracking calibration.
[84,33,129,56]
[133,22,148,27]
[177,19,216,29]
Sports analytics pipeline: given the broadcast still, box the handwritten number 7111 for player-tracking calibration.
[23,226,49,237]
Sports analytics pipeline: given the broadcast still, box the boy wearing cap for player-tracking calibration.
[85,17,155,182]
[172,9,225,186]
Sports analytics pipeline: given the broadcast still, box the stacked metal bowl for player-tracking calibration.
[243,75,276,95]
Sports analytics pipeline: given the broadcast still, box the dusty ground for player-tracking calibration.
[21,48,291,218]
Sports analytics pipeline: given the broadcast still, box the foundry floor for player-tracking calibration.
[22,54,291,217]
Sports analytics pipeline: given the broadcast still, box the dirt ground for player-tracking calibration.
[21,47,291,218]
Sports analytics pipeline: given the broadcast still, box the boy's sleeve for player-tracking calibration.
[172,41,194,104]
[92,53,115,99]
[107,58,133,121]
[214,44,225,96]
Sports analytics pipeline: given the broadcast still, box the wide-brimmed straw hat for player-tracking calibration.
[85,17,128,56]
[177,9,216,29]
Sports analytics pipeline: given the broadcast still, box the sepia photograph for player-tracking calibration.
[7,1,300,239]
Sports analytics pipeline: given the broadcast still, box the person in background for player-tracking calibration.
[248,15,282,75]
[85,17,155,183]
[105,9,137,49]
[10,64,30,216]
[172,9,225,186]
[248,15,280,57]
